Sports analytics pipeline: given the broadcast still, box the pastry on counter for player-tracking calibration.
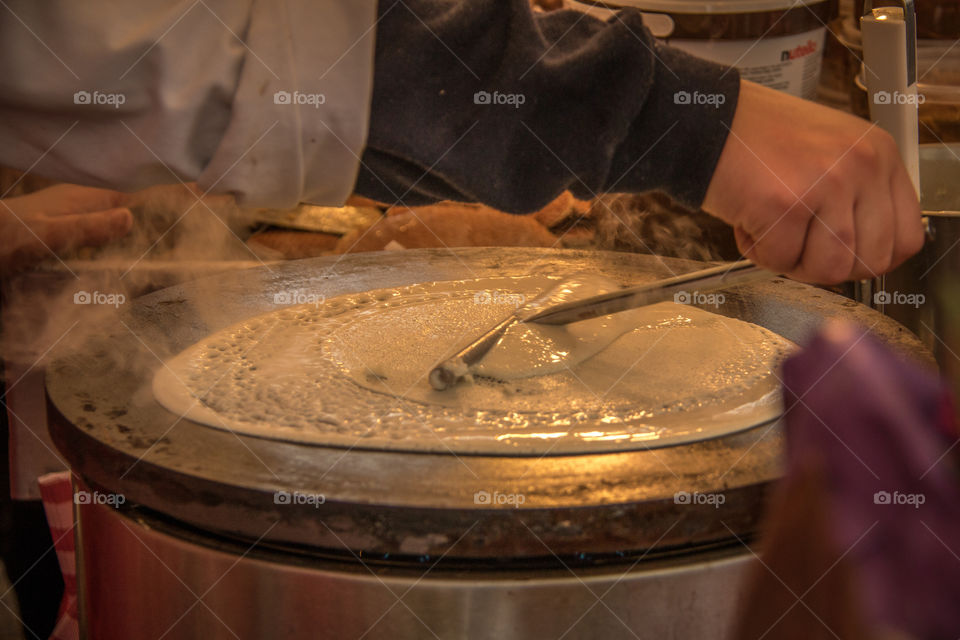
[247,230,341,260]
[336,204,557,254]
[591,192,740,262]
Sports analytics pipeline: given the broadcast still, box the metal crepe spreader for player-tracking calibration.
[428,259,775,391]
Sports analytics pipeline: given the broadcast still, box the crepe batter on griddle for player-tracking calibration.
[153,276,795,454]
[473,273,662,380]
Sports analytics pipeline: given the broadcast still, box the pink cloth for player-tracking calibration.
[36,472,77,640]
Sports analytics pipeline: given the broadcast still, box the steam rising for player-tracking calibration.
[2,183,266,369]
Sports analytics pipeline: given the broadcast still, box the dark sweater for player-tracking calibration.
[354,0,740,213]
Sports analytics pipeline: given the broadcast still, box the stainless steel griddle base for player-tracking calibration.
[47,249,931,559]
[77,499,753,640]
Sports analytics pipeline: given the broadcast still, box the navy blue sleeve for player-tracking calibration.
[354,0,740,213]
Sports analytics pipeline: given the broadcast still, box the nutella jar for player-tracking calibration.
[566,0,831,99]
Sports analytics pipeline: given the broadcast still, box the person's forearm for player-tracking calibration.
[355,0,740,213]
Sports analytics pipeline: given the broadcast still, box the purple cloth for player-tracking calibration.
[781,322,960,639]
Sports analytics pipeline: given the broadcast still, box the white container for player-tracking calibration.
[566,0,830,99]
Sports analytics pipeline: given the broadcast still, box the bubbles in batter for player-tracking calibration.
[153,276,796,455]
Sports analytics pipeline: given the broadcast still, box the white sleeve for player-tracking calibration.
[0,0,377,208]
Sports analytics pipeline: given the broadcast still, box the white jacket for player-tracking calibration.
[0,0,377,207]
[0,0,377,499]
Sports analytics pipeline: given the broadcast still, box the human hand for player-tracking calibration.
[0,184,133,275]
[702,80,924,284]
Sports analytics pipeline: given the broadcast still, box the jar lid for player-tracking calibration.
[570,0,826,15]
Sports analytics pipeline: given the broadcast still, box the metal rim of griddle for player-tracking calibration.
[46,248,932,560]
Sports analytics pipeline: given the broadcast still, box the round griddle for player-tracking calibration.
[46,249,931,560]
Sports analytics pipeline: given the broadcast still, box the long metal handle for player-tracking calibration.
[429,260,775,390]
[523,260,774,326]
[428,314,518,391]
